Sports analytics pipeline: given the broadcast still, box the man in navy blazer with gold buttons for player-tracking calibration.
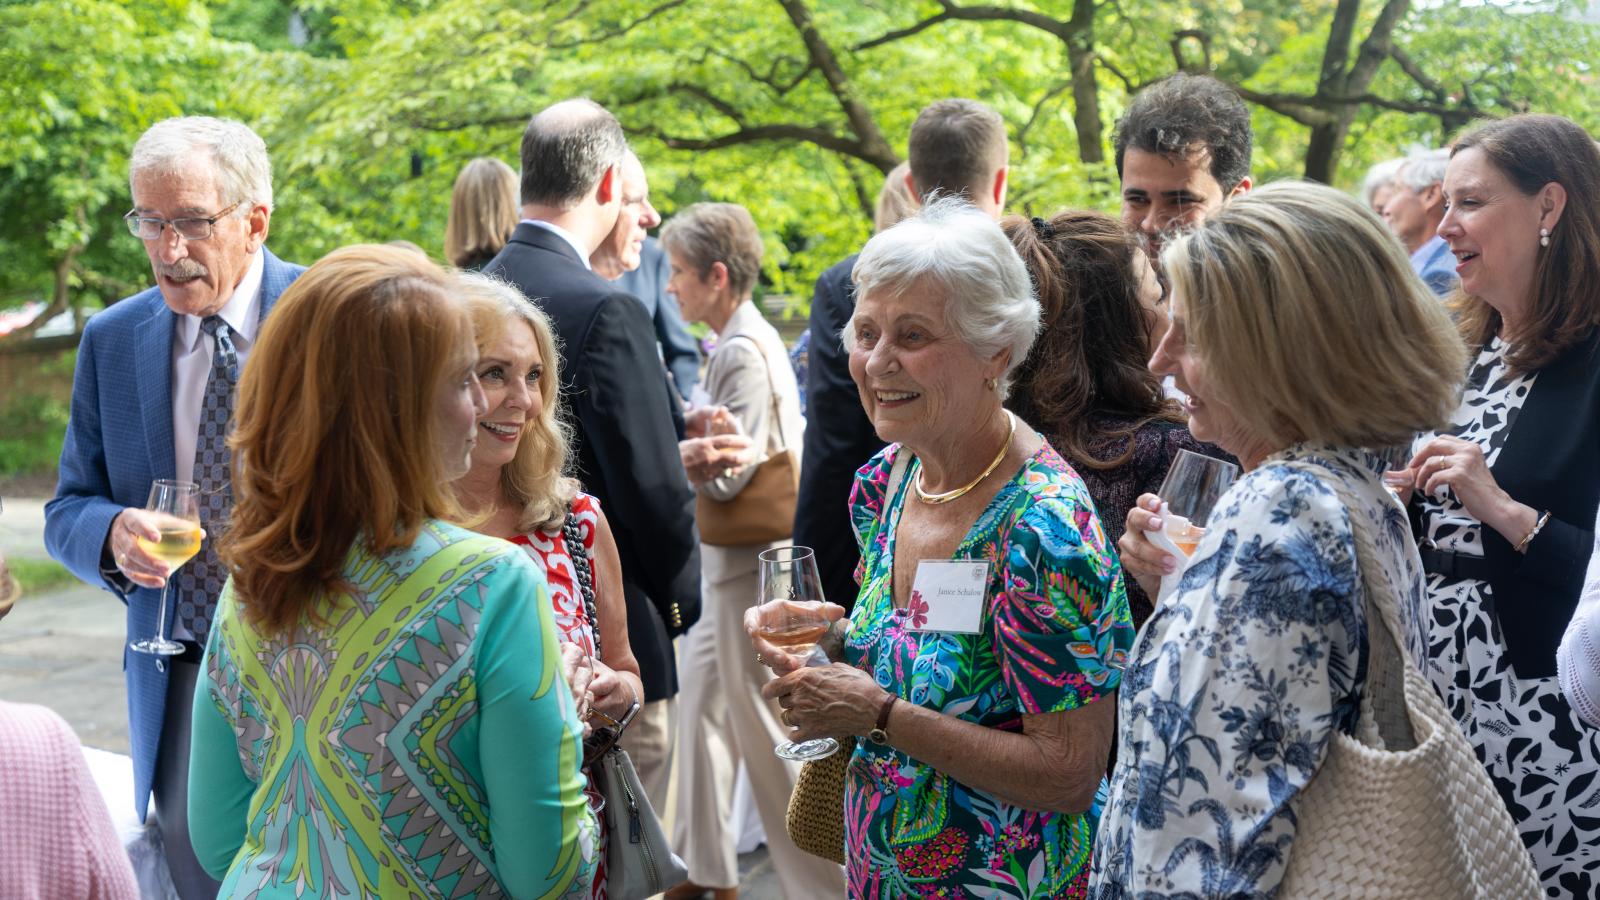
[44,117,302,899]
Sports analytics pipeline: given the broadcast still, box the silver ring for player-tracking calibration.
[756,653,766,665]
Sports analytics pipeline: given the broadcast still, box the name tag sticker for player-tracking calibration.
[905,560,989,634]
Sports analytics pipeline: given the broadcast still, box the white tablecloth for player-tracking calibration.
[83,746,177,900]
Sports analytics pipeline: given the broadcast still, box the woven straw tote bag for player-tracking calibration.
[1278,459,1540,899]
[786,742,849,864]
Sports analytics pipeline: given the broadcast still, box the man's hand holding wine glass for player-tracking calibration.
[109,507,205,589]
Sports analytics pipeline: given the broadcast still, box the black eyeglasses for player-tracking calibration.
[124,201,243,241]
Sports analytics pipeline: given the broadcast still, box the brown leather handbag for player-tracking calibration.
[696,336,799,547]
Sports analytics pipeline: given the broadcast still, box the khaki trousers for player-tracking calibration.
[673,544,845,896]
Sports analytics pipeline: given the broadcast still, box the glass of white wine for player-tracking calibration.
[1156,449,1240,558]
[755,546,839,762]
[129,479,202,656]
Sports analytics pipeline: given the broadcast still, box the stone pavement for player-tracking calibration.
[0,493,785,899]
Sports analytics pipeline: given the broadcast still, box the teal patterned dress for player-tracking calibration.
[843,442,1132,899]
[188,520,598,899]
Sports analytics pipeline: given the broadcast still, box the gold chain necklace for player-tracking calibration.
[914,411,1016,505]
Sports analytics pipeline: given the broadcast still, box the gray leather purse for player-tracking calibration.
[562,512,687,900]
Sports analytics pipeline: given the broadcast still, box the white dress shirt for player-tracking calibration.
[520,218,592,270]
[168,250,263,639]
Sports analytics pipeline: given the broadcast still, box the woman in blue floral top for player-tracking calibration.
[751,199,1132,899]
[1089,183,1467,896]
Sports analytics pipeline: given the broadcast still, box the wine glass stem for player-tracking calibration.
[154,580,173,644]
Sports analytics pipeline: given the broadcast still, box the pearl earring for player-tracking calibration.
[1540,227,1551,248]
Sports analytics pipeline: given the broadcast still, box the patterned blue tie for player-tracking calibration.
[176,315,238,641]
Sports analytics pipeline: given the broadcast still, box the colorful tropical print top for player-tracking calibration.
[843,442,1132,899]
[189,520,598,899]
[1088,445,1400,898]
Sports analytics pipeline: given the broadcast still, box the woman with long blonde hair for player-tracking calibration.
[187,244,596,899]
[450,271,645,900]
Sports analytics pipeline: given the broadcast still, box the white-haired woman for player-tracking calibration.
[1093,182,1469,896]
[750,198,1133,898]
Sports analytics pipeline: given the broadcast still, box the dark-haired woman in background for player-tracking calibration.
[1003,211,1230,629]
[1393,113,1600,893]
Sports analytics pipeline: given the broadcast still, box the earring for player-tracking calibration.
[985,377,997,391]
[1540,227,1551,248]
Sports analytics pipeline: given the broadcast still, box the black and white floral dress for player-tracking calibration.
[1409,336,1600,896]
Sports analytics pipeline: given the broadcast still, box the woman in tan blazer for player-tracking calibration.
[661,203,840,899]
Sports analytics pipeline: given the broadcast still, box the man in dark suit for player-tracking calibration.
[44,116,303,899]
[794,99,1011,611]
[484,99,700,804]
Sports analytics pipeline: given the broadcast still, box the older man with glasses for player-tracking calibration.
[44,115,303,899]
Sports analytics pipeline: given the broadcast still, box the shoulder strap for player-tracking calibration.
[885,447,913,508]
[720,333,789,453]
[1280,456,1415,750]
[560,507,600,659]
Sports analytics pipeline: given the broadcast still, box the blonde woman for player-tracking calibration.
[450,271,644,900]
[661,203,842,898]
[445,157,519,270]
[1093,182,1467,895]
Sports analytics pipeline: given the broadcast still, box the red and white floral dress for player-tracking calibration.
[509,491,607,899]
[509,492,601,653]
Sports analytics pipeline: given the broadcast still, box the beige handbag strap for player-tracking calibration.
[1282,456,1415,750]
[720,333,789,455]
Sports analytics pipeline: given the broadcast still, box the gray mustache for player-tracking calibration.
[158,260,208,280]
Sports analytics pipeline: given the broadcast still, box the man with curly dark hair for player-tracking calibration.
[1114,72,1254,260]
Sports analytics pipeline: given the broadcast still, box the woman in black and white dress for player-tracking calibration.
[1394,114,1600,895]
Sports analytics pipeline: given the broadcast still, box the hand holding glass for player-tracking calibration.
[129,480,202,656]
[755,546,839,761]
[1156,450,1240,557]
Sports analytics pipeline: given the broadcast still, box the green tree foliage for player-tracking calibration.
[2,0,1595,322]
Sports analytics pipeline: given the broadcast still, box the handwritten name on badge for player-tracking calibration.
[905,560,989,634]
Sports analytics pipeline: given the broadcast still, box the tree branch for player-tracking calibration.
[853,0,1082,51]
[776,0,896,171]
[706,48,814,96]
[1388,45,1447,99]
[633,122,885,162]
[545,0,689,49]
[666,82,746,124]
[1095,54,1139,94]
[1016,79,1073,157]
[1340,0,1411,98]
[853,9,957,50]
[1236,86,1477,123]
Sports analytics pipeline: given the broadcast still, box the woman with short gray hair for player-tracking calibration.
[751,198,1133,897]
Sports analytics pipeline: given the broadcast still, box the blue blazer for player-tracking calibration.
[43,248,303,822]
[614,236,702,399]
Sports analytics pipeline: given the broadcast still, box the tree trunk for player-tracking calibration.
[1302,0,1412,182]
[1066,0,1102,165]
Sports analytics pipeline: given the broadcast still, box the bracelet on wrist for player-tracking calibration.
[1515,510,1552,554]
